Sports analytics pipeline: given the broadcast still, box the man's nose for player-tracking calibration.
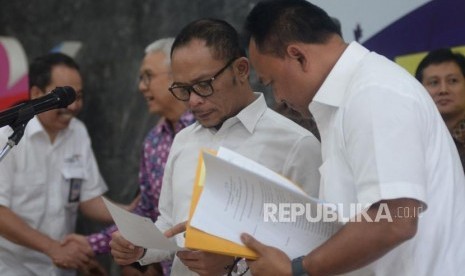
[439,80,449,95]
[187,90,205,107]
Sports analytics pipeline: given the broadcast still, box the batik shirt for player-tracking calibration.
[87,111,194,274]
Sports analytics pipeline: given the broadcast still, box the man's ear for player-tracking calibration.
[30,86,44,100]
[233,57,250,82]
[286,44,308,72]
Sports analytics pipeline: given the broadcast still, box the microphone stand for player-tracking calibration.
[0,123,27,162]
[0,106,34,162]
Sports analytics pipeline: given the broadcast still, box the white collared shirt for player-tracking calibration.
[0,117,108,276]
[310,42,465,275]
[141,93,322,275]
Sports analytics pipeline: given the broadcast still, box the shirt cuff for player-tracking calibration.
[138,248,174,266]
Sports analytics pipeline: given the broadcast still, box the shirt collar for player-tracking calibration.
[26,116,44,138]
[310,41,369,109]
[235,92,267,134]
[191,92,267,134]
[26,116,74,140]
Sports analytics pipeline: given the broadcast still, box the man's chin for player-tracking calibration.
[56,115,74,127]
[197,119,222,129]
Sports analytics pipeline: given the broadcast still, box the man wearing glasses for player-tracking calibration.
[64,38,195,276]
[110,18,322,275]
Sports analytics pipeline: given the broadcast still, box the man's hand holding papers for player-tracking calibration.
[187,147,342,259]
[103,197,182,266]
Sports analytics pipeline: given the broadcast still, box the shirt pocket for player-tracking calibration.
[11,171,47,225]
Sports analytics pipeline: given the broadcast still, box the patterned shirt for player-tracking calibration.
[451,118,465,173]
[87,111,194,274]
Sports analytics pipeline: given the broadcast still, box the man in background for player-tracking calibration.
[65,38,195,276]
[0,53,112,275]
[416,48,465,172]
[241,0,465,275]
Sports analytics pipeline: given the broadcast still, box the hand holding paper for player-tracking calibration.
[240,233,292,276]
[102,197,181,251]
[186,147,342,259]
[110,231,145,266]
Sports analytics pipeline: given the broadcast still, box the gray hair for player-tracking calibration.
[144,37,175,65]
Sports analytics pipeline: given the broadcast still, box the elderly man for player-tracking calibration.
[110,18,322,275]
[64,38,195,276]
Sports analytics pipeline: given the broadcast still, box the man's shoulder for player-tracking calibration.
[263,108,316,137]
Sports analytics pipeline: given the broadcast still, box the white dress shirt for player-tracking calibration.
[310,42,465,275]
[140,93,322,275]
[0,117,108,276]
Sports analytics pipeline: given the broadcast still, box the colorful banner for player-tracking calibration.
[312,0,465,74]
[0,39,82,111]
[0,36,29,110]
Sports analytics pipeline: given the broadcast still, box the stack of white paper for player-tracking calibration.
[190,147,341,259]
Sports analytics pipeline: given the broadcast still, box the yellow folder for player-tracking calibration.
[184,150,258,260]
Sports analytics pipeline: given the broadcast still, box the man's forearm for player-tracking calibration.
[0,206,57,255]
[303,198,420,275]
[80,196,113,223]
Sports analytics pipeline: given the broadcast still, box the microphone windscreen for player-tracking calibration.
[55,86,77,107]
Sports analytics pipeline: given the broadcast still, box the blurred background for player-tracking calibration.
[1,0,464,273]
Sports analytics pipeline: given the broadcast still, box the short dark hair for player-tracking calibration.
[244,0,341,57]
[29,52,80,91]
[415,48,465,82]
[171,18,246,62]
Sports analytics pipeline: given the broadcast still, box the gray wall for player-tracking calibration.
[0,0,267,273]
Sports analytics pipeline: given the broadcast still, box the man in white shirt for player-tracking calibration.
[0,53,111,276]
[242,0,465,275]
[110,18,322,275]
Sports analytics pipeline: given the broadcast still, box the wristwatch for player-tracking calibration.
[291,256,308,276]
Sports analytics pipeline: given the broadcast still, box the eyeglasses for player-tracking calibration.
[168,58,237,101]
[139,71,170,87]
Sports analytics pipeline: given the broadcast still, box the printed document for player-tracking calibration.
[189,147,341,259]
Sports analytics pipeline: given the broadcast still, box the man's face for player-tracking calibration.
[138,51,178,116]
[170,39,240,128]
[35,64,83,136]
[248,39,313,118]
[422,61,465,120]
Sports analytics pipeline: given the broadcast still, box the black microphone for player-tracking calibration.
[0,86,76,128]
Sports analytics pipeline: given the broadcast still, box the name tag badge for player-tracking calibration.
[68,178,82,203]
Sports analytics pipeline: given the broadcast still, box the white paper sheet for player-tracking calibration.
[102,197,182,251]
[190,148,341,259]
[216,147,308,196]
